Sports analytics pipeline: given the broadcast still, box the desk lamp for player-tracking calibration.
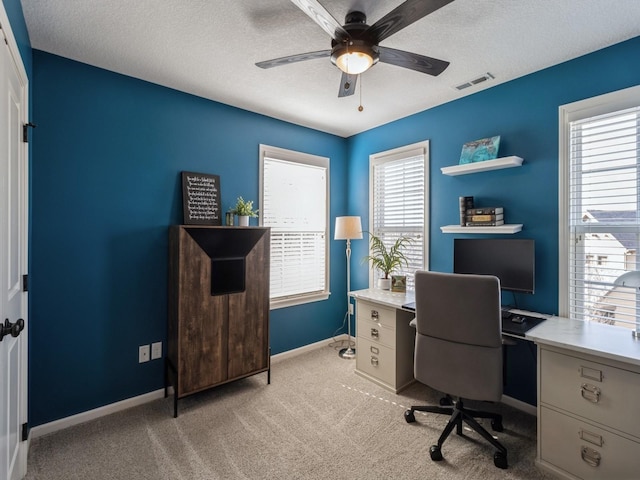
[335,216,362,359]
[614,271,640,339]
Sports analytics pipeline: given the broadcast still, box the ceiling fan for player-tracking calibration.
[256,0,453,97]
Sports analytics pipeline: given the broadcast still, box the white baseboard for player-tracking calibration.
[271,335,347,363]
[30,337,344,438]
[30,389,168,439]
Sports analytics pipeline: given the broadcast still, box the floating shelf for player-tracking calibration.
[440,224,523,234]
[441,156,523,176]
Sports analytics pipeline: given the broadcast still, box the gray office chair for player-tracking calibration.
[404,270,508,469]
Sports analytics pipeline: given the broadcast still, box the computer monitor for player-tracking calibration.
[453,238,535,294]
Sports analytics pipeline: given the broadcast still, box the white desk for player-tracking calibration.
[348,289,540,392]
[350,289,640,478]
[526,317,640,479]
[349,289,416,393]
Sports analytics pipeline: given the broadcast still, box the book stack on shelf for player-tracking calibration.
[465,207,504,226]
[459,196,474,226]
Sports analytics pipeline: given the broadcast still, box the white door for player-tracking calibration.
[0,13,29,480]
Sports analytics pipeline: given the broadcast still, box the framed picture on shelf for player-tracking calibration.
[459,136,500,164]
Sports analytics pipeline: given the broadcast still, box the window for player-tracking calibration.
[559,85,640,331]
[369,141,429,289]
[260,145,329,308]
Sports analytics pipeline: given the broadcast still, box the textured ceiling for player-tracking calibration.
[21,0,640,137]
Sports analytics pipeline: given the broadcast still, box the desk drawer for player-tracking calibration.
[356,337,395,387]
[540,406,640,480]
[540,348,640,438]
[356,300,396,329]
[357,317,395,349]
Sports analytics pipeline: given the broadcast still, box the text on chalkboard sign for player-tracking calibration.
[181,171,221,225]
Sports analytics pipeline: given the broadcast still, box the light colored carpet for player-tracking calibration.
[25,344,551,479]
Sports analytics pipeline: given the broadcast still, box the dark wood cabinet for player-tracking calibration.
[167,225,270,416]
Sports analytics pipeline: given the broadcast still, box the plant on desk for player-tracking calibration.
[363,232,412,290]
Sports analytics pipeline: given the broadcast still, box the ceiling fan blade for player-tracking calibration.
[378,46,449,76]
[338,72,357,97]
[256,50,331,69]
[289,0,350,41]
[365,0,455,43]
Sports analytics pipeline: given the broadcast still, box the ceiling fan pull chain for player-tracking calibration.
[345,41,349,73]
[358,74,364,112]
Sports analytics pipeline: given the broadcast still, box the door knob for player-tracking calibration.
[0,318,25,341]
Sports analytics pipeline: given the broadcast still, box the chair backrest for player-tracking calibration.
[413,270,503,402]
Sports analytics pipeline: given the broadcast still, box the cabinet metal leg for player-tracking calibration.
[267,347,271,384]
[164,358,169,398]
[165,359,179,418]
[173,392,178,418]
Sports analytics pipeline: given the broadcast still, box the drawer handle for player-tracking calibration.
[579,429,603,447]
[370,346,379,355]
[370,356,379,367]
[370,328,379,339]
[580,383,601,403]
[370,310,379,320]
[581,446,601,468]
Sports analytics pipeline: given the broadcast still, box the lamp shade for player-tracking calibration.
[335,216,363,240]
[614,270,640,288]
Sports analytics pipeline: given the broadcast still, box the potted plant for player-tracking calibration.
[230,196,259,226]
[363,233,412,290]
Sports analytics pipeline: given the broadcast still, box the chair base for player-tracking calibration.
[404,398,508,469]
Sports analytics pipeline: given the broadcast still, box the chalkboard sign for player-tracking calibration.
[181,171,221,225]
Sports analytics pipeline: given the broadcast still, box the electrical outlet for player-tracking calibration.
[151,341,162,360]
[139,345,150,363]
[348,303,354,315]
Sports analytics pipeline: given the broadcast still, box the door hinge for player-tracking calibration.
[22,274,28,292]
[21,423,29,442]
[23,122,36,143]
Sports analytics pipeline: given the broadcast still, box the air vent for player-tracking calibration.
[454,72,495,91]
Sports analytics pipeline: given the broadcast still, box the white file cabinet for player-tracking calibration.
[354,298,416,393]
[528,319,640,480]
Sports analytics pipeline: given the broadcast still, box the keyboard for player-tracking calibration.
[405,303,546,336]
[501,311,547,337]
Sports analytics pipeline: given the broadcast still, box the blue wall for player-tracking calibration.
[2,0,31,75]
[347,36,640,403]
[30,51,349,426]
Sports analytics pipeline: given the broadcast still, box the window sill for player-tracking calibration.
[270,292,330,310]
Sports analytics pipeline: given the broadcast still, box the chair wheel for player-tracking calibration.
[404,409,416,423]
[439,396,453,406]
[491,418,503,432]
[429,445,443,461]
[494,451,508,469]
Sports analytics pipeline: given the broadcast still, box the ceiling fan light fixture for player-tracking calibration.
[336,51,372,74]
[331,42,378,75]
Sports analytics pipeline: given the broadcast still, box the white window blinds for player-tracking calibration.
[260,146,329,307]
[370,142,428,289]
[569,105,640,330]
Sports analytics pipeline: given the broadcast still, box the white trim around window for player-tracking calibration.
[368,140,429,290]
[559,85,640,322]
[259,144,330,309]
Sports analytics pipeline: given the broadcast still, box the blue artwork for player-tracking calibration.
[459,136,501,164]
